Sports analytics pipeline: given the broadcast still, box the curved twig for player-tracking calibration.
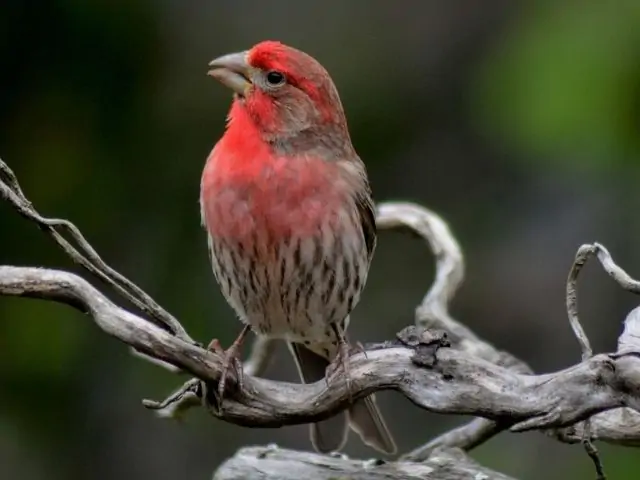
[0,158,191,342]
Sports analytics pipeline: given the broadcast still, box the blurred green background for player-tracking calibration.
[1,1,640,479]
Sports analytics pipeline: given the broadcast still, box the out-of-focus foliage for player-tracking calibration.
[474,0,640,168]
[1,1,639,479]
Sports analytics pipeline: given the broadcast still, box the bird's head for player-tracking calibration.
[208,41,349,143]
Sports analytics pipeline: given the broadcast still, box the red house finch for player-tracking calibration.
[200,40,396,455]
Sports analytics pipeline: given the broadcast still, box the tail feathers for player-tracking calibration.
[288,342,396,455]
[348,395,397,455]
[311,411,349,454]
[288,342,348,453]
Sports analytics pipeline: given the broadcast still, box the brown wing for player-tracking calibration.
[356,186,377,261]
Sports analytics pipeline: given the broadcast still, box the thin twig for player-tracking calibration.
[401,418,506,462]
[565,243,614,480]
[376,202,464,333]
[566,244,596,361]
[0,157,192,343]
[378,202,531,457]
[1,157,280,379]
[142,378,202,419]
[566,242,640,479]
[582,419,606,480]
[592,243,640,294]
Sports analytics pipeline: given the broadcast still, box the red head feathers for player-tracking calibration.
[208,41,348,141]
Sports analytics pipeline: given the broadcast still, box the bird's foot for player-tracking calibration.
[326,326,355,403]
[206,325,251,414]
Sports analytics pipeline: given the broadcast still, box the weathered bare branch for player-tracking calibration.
[0,158,191,343]
[213,446,516,480]
[554,408,640,448]
[566,244,596,361]
[143,378,202,420]
[4,155,640,479]
[377,203,530,372]
[565,244,603,477]
[377,203,531,459]
[561,242,640,479]
[1,266,640,435]
[402,418,506,462]
[0,156,279,378]
[376,202,463,336]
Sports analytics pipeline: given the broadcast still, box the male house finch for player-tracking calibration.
[200,40,396,455]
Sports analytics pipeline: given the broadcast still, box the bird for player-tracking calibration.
[200,40,396,455]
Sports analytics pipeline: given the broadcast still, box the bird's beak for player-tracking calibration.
[207,51,252,96]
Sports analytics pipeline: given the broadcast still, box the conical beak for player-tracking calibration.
[207,51,251,96]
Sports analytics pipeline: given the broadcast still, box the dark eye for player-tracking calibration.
[265,70,285,86]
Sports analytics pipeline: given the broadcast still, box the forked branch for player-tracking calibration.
[2,156,640,480]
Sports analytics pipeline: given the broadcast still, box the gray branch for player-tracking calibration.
[3,155,640,479]
[213,446,516,480]
[1,266,640,433]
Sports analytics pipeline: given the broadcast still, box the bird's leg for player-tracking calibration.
[207,324,251,413]
[327,322,354,403]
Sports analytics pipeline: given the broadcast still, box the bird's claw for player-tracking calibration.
[326,340,354,403]
[207,338,245,415]
[353,340,368,359]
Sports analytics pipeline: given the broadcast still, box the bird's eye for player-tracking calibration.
[265,70,286,87]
